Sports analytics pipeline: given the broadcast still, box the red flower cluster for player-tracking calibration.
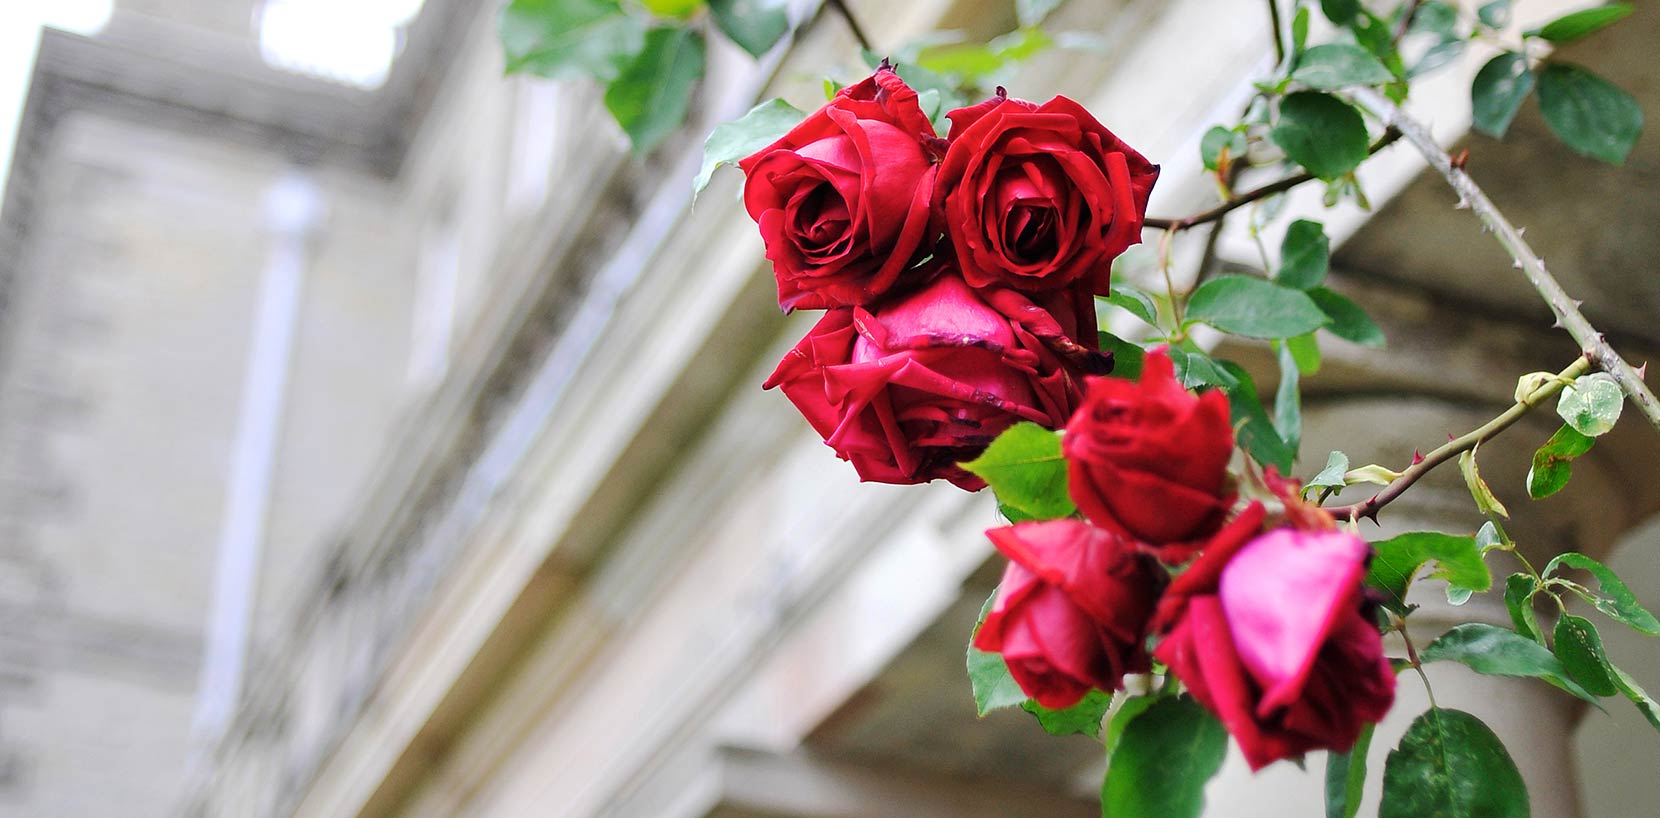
[977,351,1394,768]
[747,66,1156,489]
[742,68,1392,768]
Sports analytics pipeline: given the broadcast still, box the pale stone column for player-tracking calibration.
[1198,394,1628,818]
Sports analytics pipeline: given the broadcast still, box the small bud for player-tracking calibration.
[994,86,1008,100]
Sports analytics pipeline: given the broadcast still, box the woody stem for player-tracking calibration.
[1342,86,1660,433]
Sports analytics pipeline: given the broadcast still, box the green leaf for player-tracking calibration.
[1103,286,1159,327]
[1098,332,1146,381]
[1279,219,1330,289]
[605,26,707,153]
[707,0,789,58]
[1325,722,1374,818]
[1526,424,1595,499]
[1536,63,1643,165]
[1611,663,1660,731]
[967,589,1028,715]
[1528,3,1634,42]
[1366,532,1490,615]
[1200,126,1246,172]
[1308,287,1386,347]
[1165,345,1239,391]
[1411,36,1466,79]
[1380,709,1529,818]
[1293,44,1395,90]
[1272,92,1372,180]
[1471,53,1535,138]
[1478,0,1512,28]
[1458,448,1509,518]
[1274,342,1303,454]
[1102,697,1228,818]
[1420,623,1601,704]
[641,0,702,17]
[694,97,804,194]
[1217,360,1297,473]
[1308,450,1350,494]
[1186,274,1330,339]
[500,0,646,81]
[1287,332,1322,375]
[1103,694,1157,755]
[1554,614,1618,696]
[1505,573,1545,643]
[1022,689,1112,737]
[960,422,1075,521]
[1555,371,1623,436]
[1543,552,1660,635]
[1017,0,1064,27]
[1321,0,1361,24]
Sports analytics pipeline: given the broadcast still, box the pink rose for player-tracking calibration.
[1154,525,1396,769]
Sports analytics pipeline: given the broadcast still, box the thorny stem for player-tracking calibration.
[1331,357,1591,522]
[1344,86,1660,433]
[1143,129,1402,232]
[826,0,874,54]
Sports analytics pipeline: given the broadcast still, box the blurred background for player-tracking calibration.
[0,1,1657,816]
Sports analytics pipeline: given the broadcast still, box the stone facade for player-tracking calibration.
[1,2,1657,818]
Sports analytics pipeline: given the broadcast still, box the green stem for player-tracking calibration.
[1333,357,1591,522]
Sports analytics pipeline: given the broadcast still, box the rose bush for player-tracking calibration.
[739,66,940,311]
[936,91,1159,294]
[1064,348,1236,561]
[763,271,1094,489]
[973,519,1160,708]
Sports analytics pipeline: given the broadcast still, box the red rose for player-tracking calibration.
[763,271,1095,490]
[739,67,940,311]
[973,519,1161,708]
[1154,526,1396,770]
[935,91,1158,294]
[1063,348,1235,561]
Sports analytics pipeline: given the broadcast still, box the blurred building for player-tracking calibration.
[0,1,1656,817]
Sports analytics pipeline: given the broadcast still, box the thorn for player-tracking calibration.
[1638,361,1649,379]
[1517,227,1526,236]
[1572,299,1584,309]
[1411,449,1424,465]
[1454,197,1471,210]
[1513,260,1524,269]
[1551,317,1563,329]
[1448,433,1457,442]
[1450,149,1469,171]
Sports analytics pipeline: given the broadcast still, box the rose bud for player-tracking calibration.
[1064,348,1234,562]
[973,519,1161,708]
[1153,526,1396,770]
[763,270,1092,490]
[935,90,1158,294]
[739,66,941,311]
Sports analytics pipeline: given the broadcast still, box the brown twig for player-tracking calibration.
[1143,128,1402,232]
[1344,86,1660,433]
[826,0,874,54]
[1393,0,1426,43]
[1332,357,1591,522]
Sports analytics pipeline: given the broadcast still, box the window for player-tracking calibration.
[256,0,426,90]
